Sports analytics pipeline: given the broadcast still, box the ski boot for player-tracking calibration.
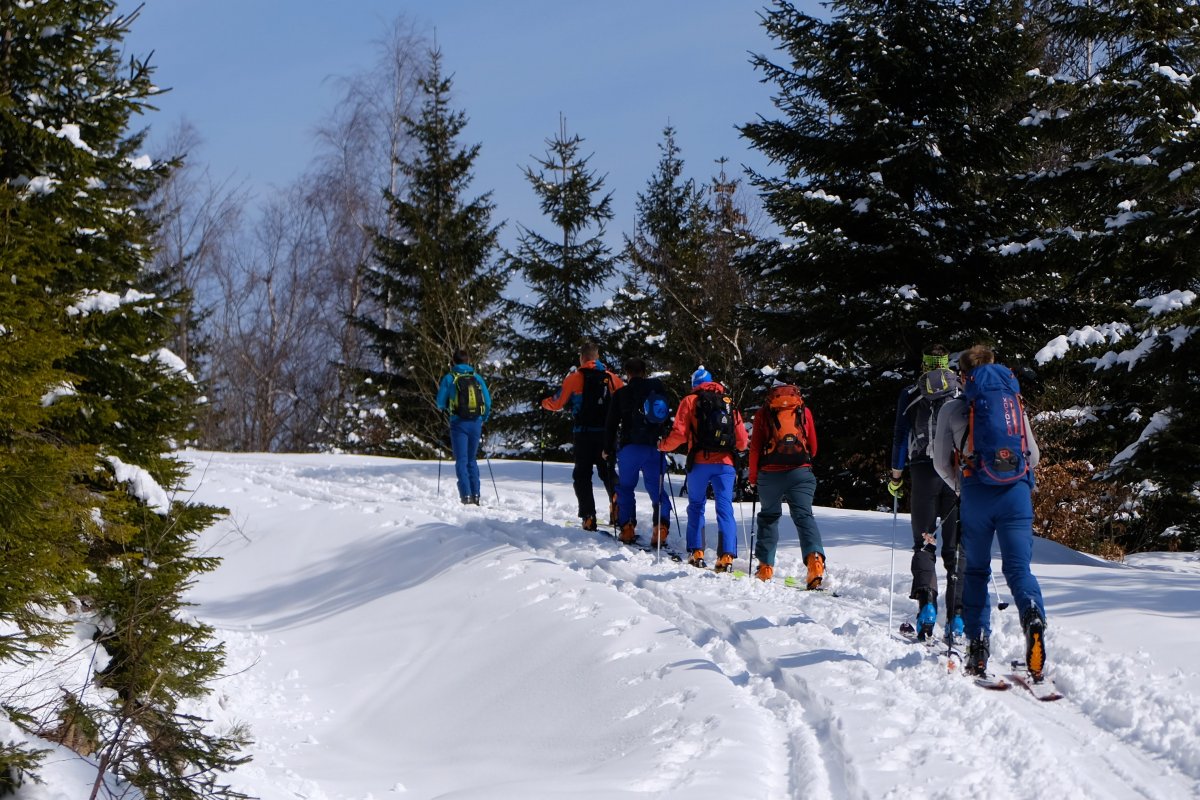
[687,550,707,569]
[754,563,774,582]
[713,553,734,573]
[650,521,670,548]
[965,634,990,677]
[945,614,965,645]
[916,602,938,642]
[581,516,598,532]
[618,521,637,544]
[805,552,825,589]
[1022,607,1047,681]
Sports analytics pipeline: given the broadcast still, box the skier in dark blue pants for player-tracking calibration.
[935,344,1046,680]
[436,350,493,504]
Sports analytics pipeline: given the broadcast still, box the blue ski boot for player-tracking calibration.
[946,614,964,644]
[916,602,938,642]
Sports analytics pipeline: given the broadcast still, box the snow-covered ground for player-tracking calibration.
[14,451,1200,798]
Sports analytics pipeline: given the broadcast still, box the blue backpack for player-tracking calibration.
[626,385,671,446]
[961,364,1030,486]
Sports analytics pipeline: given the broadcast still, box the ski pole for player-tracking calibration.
[664,457,684,541]
[437,455,442,496]
[737,487,748,557]
[748,496,757,579]
[483,432,499,504]
[888,493,898,636]
[539,430,545,522]
[991,571,1010,611]
[655,455,667,561]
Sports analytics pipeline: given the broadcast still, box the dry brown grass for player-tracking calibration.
[1033,460,1128,561]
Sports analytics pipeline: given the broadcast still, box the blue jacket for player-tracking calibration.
[437,364,492,422]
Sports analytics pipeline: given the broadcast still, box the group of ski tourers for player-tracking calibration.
[438,340,1049,684]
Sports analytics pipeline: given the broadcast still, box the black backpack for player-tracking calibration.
[692,388,736,452]
[905,368,958,460]
[575,367,613,428]
[451,371,484,420]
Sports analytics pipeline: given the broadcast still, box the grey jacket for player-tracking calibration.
[933,397,1040,492]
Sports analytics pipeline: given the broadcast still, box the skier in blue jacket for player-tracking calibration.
[436,349,493,504]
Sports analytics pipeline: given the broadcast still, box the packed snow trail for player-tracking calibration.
[181,452,1200,800]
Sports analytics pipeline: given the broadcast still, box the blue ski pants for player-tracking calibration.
[615,444,671,527]
[960,480,1046,640]
[754,467,824,567]
[449,416,482,500]
[686,462,737,556]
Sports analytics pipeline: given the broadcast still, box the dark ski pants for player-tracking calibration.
[754,467,824,567]
[449,416,482,500]
[685,463,737,555]
[573,430,616,520]
[908,461,964,617]
[615,444,671,527]
[960,480,1046,640]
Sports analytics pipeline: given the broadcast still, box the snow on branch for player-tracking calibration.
[1106,200,1152,229]
[134,347,196,382]
[1150,63,1192,86]
[1109,409,1175,472]
[1134,289,1196,317]
[106,455,172,514]
[996,237,1046,255]
[50,123,96,155]
[802,189,842,204]
[1035,323,1131,365]
[67,288,156,317]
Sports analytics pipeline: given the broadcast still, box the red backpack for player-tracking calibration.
[759,385,811,467]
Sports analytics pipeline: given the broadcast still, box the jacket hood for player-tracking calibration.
[694,380,726,393]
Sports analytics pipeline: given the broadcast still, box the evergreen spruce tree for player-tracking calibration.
[1026,1,1200,549]
[699,159,770,404]
[607,272,666,377]
[0,3,247,795]
[502,117,617,454]
[740,0,1045,506]
[349,49,506,456]
[624,126,714,395]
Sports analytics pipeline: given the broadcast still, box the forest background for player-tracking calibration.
[139,1,1199,558]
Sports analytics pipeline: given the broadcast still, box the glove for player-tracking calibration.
[734,450,749,470]
[887,478,904,499]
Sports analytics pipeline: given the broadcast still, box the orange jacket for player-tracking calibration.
[657,382,749,466]
[540,360,625,429]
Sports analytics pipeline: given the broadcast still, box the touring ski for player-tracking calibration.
[631,541,684,563]
[1007,664,1063,701]
[973,675,1011,691]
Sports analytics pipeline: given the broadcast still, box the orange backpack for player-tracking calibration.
[759,385,811,467]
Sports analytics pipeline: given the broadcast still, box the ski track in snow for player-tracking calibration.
[187,453,1199,800]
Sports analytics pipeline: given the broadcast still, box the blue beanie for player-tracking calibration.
[691,367,713,387]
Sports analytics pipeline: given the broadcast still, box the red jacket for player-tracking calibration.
[748,399,819,484]
[658,381,749,467]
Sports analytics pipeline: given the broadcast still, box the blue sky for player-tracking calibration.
[121,1,817,249]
